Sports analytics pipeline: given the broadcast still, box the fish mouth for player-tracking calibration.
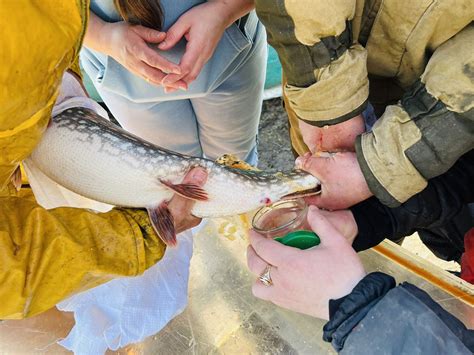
[281,185,321,200]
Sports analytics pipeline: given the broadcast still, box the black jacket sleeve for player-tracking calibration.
[323,273,474,354]
[351,150,474,252]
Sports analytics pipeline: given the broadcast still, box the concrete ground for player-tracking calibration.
[257,98,461,273]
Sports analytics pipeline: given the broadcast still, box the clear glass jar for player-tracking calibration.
[252,199,309,238]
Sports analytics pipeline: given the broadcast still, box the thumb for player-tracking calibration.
[159,20,189,50]
[182,166,207,186]
[168,167,208,212]
[132,25,166,43]
[249,230,295,266]
[167,167,207,221]
[296,155,329,180]
[167,167,207,236]
[306,206,346,246]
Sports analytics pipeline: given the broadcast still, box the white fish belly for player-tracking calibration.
[192,170,277,218]
[30,125,172,207]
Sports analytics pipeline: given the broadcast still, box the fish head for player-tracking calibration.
[192,164,321,218]
[213,154,321,205]
[254,169,321,205]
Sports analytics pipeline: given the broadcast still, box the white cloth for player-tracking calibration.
[24,72,194,354]
[57,232,193,354]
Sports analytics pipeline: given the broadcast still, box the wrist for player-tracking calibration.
[208,0,254,29]
[84,12,115,55]
[96,22,120,57]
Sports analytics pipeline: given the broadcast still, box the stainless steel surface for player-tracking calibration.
[1,219,473,354]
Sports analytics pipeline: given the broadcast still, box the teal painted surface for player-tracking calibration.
[265,45,282,89]
[82,45,282,101]
[82,67,103,102]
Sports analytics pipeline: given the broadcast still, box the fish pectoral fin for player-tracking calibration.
[147,202,177,246]
[159,179,208,201]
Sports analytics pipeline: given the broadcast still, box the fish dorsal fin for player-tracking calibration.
[215,153,259,171]
[159,179,208,201]
[148,203,177,246]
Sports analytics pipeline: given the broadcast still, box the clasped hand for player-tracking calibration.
[102,2,230,92]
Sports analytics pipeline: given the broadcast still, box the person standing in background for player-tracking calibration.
[82,0,266,165]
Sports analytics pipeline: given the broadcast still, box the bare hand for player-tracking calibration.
[299,114,365,153]
[102,22,183,86]
[168,167,208,233]
[247,206,366,320]
[295,151,373,210]
[157,2,230,92]
[318,209,358,244]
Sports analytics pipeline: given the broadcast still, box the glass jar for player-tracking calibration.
[252,199,309,238]
[252,199,320,249]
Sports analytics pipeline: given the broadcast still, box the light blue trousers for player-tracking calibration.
[82,15,266,165]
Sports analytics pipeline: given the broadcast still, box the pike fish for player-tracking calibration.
[30,108,320,245]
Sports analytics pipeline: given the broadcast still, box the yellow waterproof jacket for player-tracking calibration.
[256,0,474,207]
[0,1,165,319]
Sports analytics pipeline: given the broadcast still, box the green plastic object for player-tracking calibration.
[274,230,320,250]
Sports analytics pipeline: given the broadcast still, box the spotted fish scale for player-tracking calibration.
[29,108,320,245]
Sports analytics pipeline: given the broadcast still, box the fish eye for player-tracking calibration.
[260,197,272,205]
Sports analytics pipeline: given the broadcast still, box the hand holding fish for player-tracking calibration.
[167,167,208,234]
[85,12,183,88]
[296,152,373,210]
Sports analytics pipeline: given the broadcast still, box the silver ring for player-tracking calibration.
[258,265,273,286]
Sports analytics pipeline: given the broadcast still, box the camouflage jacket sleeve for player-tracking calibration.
[356,24,474,207]
[254,0,369,126]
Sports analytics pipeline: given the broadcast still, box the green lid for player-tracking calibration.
[274,230,320,250]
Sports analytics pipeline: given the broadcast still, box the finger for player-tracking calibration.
[182,58,205,85]
[306,206,346,246]
[139,64,166,85]
[177,36,206,81]
[247,245,271,276]
[162,74,188,90]
[251,280,274,301]
[175,215,201,234]
[168,167,208,215]
[294,152,312,169]
[297,155,329,175]
[158,20,189,50]
[164,87,179,94]
[249,230,294,267]
[131,25,167,43]
[181,46,208,85]
[183,167,207,185]
[318,209,358,244]
[138,45,181,74]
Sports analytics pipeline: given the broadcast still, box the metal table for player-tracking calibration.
[1,218,473,354]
